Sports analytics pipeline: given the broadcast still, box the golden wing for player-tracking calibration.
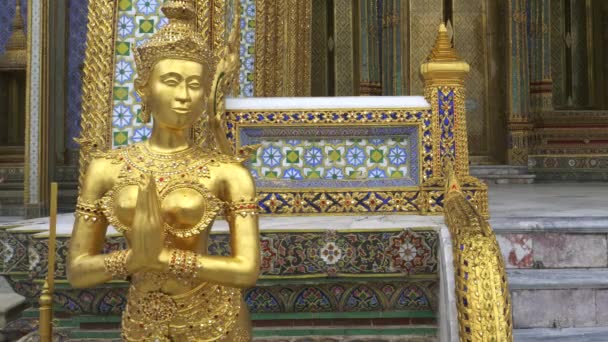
[207,2,241,156]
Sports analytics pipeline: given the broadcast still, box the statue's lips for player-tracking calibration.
[172,108,191,114]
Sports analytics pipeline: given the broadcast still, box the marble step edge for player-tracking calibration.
[477,174,536,179]
[490,216,608,233]
[16,326,438,340]
[514,327,608,342]
[470,165,530,175]
[19,308,436,322]
[507,268,608,290]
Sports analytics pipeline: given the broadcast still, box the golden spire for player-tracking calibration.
[0,1,27,69]
[445,164,462,194]
[427,23,460,62]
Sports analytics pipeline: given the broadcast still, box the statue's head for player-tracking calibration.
[134,0,211,129]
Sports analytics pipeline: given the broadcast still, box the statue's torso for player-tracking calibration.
[97,143,232,294]
[89,143,252,340]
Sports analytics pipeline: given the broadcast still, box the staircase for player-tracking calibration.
[493,217,608,341]
[470,165,536,185]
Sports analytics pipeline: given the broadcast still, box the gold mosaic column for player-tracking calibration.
[333,0,356,96]
[528,0,553,112]
[506,0,531,166]
[254,0,311,97]
[421,24,471,179]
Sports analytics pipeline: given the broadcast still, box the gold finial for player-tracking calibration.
[0,1,27,69]
[134,0,211,85]
[445,161,461,194]
[428,23,460,62]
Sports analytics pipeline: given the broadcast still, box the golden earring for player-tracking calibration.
[141,102,150,123]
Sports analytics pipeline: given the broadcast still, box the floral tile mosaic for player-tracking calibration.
[111,0,255,148]
[5,227,439,316]
[245,281,437,313]
[240,126,420,188]
[0,228,28,273]
[7,279,436,316]
[22,229,437,280]
[239,0,255,97]
[111,0,162,147]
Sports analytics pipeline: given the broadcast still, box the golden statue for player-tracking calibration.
[67,1,260,340]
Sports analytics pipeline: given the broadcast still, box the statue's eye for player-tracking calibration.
[188,82,201,89]
[164,79,179,86]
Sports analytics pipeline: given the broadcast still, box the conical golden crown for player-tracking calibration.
[134,0,210,83]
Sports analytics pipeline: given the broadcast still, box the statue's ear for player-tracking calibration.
[134,78,147,102]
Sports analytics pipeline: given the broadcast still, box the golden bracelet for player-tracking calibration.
[103,250,130,280]
[168,249,199,284]
[225,200,259,218]
[75,197,104,222]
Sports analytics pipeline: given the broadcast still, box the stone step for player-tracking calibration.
[508,268,608,329]
[470,165,536,184]
[16,326,438,341]
[493,217,608,269]
[471,165,536,184]
[471,165,531,176]
[514,327,608,341]
[482,174,536,185]
[0,276,26,331]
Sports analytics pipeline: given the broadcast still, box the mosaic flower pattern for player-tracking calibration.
[117,15,134,38]
[136,0,158,15]
[111,0,256,147]
[304,147,323,167]
[238,0,255,96]
[112,104,133,128]
[250,138,411,182]
[115,60,134,84]
[320,242,342,265]
[261,146,282,167]
[25,229,438,280]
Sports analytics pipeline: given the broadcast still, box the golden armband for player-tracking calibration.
[168,249,199,284]
[103,250,130,280]
[74,197,104,222]
[225,199,259,218]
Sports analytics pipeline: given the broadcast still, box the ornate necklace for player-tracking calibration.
[121,143,213,178]
[100,143,226,238]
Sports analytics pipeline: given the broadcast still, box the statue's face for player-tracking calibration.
[144,58,206,129]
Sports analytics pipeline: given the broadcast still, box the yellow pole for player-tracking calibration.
[39,182,57,341]
[38,282,52,341]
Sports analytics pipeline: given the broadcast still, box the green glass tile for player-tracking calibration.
[370,149,384,163]
[115,42,131,56]
[135,108,143,123]
[306,170,321,179]
[328,149,341,162]
[390,171,403,178]
[264,171,278,178]
[139,19,155,34]
[118,0,132,11]
[113,131,129,146]
[113,87,129,101]
[286,150,299,163]
[347,170,360,179]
